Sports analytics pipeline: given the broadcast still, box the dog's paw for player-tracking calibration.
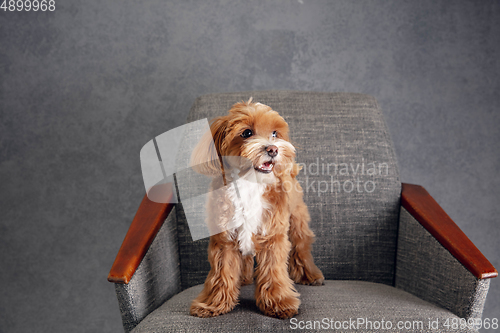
[190,301,235,318]
[308,275,325,286]
[257,295,300,319]
[289,265,325,286]
[293,273,325,286]
[263,305,299,319]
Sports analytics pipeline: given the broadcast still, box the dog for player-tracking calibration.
[189,99,324,319]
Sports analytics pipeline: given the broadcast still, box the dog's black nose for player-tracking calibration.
[266,145,278,157]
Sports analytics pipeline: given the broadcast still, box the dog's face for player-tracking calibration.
[191,100,296,180]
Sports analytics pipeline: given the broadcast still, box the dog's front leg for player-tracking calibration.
[254,232,300,319]
[190,234,242,317]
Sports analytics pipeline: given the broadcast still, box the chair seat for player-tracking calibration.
[131,280,477,332]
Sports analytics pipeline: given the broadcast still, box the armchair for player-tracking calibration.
[108,91,496,332]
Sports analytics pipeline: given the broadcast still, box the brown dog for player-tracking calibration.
[189,99,324,319]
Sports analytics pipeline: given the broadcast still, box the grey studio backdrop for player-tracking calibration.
[0,1,498,332]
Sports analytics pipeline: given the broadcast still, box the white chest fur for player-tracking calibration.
[226,177,268,256]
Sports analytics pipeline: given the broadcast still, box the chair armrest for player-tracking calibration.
[400,183,497,279]
[108,183,181,332]
[395,183,496,320]
[108,183,175,284]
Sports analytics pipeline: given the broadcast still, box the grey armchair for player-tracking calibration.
[108,91,497,332]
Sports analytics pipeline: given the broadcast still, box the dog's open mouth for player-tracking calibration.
[255,161,274,174]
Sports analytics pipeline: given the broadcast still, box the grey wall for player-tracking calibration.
[1,0,498,332]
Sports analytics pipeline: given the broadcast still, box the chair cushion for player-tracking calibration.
[131,280,477,332]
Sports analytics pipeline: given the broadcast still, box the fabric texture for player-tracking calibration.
[395,207,490,320]
[131,280,478,333]
[112,92,491,332]
[115,207,181,332]
[180,91,402,290]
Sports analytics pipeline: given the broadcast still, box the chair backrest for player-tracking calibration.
[176,91,401,290]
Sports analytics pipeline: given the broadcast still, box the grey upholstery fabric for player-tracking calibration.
[395,207,490,320]
[181,91,401,289]
[115,207,181,332]
[131,280,478,333]
[112,92,492,332]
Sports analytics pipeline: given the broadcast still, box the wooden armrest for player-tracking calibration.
[401,183,497,279]
[108,183,175,284]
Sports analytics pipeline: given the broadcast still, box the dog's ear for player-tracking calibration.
[190,117,228,176]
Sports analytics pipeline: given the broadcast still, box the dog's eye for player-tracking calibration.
[272,131,277,138]
[241,129,253,139]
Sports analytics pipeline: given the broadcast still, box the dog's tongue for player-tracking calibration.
[257,161,273,172]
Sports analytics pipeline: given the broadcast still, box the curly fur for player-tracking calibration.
[189,99,324,319]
